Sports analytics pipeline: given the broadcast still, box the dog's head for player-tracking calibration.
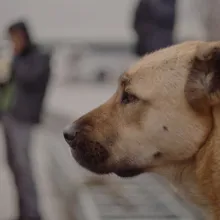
[64,41,220,177]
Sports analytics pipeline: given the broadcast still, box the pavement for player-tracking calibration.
[0,127,67,220]
[0,81,204,220]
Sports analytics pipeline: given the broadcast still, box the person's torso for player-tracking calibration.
[134,0,176,55]
[10,48,50,124]
[137,0,176,32]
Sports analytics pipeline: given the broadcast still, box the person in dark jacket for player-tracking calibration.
[133,0,176,57]
[2,20,51,220]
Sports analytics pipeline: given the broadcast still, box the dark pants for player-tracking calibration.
[2,115,41,219]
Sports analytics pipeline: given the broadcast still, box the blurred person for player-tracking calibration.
[133,0,176,57]
[174,0,220,43]
[1,20,51,220]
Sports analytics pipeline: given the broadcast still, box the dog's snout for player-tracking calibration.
[63,130,74,142]
[63,124,78,142]
[63,119,111,173]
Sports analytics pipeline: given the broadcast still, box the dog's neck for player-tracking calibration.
[155,106,220,219]
[194,106,220,217]
[154,158,207,207]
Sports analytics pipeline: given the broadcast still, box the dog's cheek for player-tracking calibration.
[123,103,147,129]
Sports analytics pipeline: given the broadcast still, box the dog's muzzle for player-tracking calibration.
[63,123,110,173]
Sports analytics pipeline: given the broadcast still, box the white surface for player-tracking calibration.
[0,0,138,43]
[174,0,207,41]
[46,83,116,118]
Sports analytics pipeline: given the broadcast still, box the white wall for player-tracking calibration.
[0,0,138,43]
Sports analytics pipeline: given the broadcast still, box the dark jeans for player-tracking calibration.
[2,115,41,219]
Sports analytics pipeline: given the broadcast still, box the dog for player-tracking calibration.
[64,41,220,219]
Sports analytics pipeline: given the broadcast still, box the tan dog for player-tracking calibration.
[64,41,220,219]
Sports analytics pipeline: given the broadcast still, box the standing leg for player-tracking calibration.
[2,115,41,220]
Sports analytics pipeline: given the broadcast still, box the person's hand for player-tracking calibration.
[0,59,11,83]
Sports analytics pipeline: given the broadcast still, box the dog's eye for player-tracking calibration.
[121,92,138,104]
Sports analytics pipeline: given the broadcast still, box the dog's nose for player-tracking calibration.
[63,124,78,142]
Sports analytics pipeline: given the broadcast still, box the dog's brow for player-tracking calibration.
[119,73,131,87]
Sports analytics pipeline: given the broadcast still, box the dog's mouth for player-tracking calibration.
[66,136,147,178]
[114,167,146,178]
[70,145,111,175]
[70,147,145,177]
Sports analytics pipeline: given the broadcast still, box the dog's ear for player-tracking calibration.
[185,42,220,113]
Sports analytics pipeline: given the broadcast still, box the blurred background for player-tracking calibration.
[0,0,215,219]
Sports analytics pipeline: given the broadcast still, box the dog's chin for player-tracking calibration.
[114,167,145,178]
[85,164,112,175]
[70,149,110,175]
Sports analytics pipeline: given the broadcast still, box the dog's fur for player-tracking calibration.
[65,41,220,219]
